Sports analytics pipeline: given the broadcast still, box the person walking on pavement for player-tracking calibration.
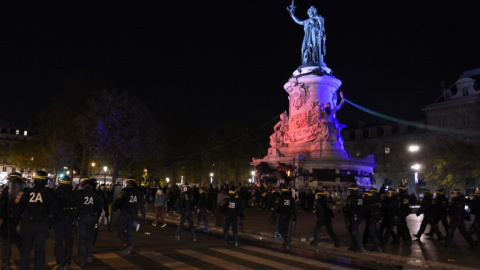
[444,189,476,249]
[220,189,244,247]
[362,190,382,252]
[396,186,412,244]
[14,171,60,270]
[0,172,26,269]
[175,185,196,241]
[74,177,104,265]
[345,185,366,252]
[53,174,77,270]
[112,177,146,255]
[196,186,211,232]
[382,188,399,244]
[152,188,167,228]
[469,193,480,243]
[275,184,297,247]
[311,190,340,247]
[413,189,443,240]
[426,189,449,237]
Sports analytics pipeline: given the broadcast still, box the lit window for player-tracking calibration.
[24,131,28,136]
[384,147,390,154]
[16,130,19,135]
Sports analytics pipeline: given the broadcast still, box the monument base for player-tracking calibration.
[251,153,375,189]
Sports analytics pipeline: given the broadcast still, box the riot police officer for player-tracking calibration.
[345,185,366,252]
[362,190,382,252]
[220,189,244,246]
[275,185,297,247]
[112,177,146,255]
[14,170,59,270]
[175,185,196,241]
[0,172,25,269]
[311,190,340,247]
[74,177,103,265]
[445,189,476,249]
[53,174,77,270]
[426,189,449,238]
[382,188,399,244]
[470,193,480,243]
[413,189,442,240]
[396,186,412,244]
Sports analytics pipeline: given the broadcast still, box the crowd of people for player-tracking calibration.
[1,171,479,269]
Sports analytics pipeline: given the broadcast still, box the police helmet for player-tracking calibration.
[422,188,431,194]
[58,174,72,185]
[91,178,98,189]
[347,185,358,191]
[125,177,137,187]
[451,189,461,195]
[33,170,49,186]
[364,191,374,197]
[397,185,406,193]
[80,177,95,187]
[435,188,445,195]
[370,188,379,194]
[8,172,23,182]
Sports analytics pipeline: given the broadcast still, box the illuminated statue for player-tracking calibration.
[287,1,326,65]
[270,112,289,148]
[319,91,345,142]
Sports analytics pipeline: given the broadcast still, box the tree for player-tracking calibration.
[84,89,162,184]
[424,141,480,191]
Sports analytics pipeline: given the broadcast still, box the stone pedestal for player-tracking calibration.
[251,64,376,189]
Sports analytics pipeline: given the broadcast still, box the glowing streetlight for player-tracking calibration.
[91,162,96,175]
[103,166,108,185]
[210,173,214,184]
[411,164,421,171]
[409,144,421,195]
[408,145,419,153]
[166,177,170,183]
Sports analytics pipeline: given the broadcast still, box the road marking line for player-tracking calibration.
[241,245,352,270]
[94,253,139,269]
[211,247,308,270]
[176,249,255,270]
[138,250,202,270]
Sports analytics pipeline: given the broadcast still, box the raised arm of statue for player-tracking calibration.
[287,1,304,25]
[330,91,344,115]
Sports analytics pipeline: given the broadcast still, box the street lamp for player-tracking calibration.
[251,171,255,184]
[166,177,170,184]
[91,162,96,176]
[103,166,108,185]
[409,144,421,195]
[408,145,420,152]
[210,173,214,184]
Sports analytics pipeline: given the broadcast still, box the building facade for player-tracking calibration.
[342,68,480,195]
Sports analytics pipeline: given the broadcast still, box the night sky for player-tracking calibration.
[2,1,480,130]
